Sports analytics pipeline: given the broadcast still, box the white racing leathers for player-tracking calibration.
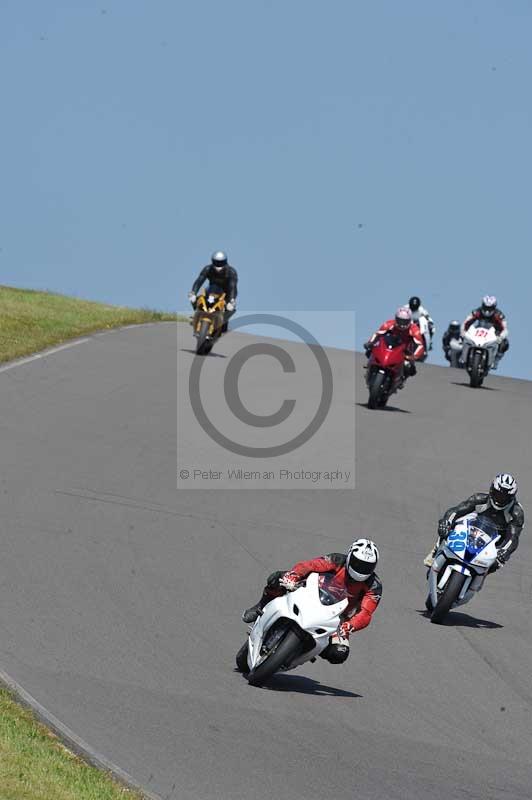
[410,306,434,359]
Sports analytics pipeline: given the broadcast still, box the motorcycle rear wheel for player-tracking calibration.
[247,628,302,687]
[430,570,467,624]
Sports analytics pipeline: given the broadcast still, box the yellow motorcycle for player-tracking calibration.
[192,290,226,355]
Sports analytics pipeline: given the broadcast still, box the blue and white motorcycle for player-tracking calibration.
[426,513,500,624]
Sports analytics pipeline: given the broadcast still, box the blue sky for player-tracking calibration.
[1,1,531,378]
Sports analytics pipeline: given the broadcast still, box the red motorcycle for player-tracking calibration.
[366,331,408,408]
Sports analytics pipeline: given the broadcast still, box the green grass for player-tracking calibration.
[0,688,143,800]
[0,285,183,363]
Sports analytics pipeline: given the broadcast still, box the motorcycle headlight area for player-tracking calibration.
[466,529,491,555]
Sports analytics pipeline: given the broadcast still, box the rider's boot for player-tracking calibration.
[423,539,440,567]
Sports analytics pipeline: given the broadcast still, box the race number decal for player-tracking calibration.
[448,530,467,553]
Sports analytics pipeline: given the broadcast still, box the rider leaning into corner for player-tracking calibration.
[364,306,425,388]
[242,539,382,665]
[461,295,509,369]
[188,250,238,333]
[424,473,525,568]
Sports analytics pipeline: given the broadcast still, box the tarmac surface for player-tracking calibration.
[1,322,531,800]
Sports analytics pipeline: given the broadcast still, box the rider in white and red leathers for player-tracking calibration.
[242,540,382,665]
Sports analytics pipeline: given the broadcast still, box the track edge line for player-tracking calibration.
[0,665,163,800]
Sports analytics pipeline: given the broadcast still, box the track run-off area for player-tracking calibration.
[1,322,531,800]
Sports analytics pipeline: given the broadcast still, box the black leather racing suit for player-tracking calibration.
[191,264,238,329]
[439,494,525,564]
[442,328,462,362]
[191,264,238,302]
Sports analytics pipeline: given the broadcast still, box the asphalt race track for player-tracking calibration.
[1,322,531,800]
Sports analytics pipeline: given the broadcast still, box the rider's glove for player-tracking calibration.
[438,518,451,540]
[226,301,235,312]
[363,341,373,357]
[279,572,300,591]
[496,550,506,568]
[188,292,197,304]
[338,621,351,640]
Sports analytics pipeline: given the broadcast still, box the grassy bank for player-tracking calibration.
[0,688,143,800]
[0,285,182,363]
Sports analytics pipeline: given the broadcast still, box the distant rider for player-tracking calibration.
[424,473,524,568]
[461,295,509,369]
[408,296,435,351]
[189,251,238,333]
[242,539,382,665]
[364,306,425,387]
[442,320,463,363]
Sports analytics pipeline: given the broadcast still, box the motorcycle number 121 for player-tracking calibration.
[448,530,467,552]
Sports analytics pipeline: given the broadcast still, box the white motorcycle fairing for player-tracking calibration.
[461,322,499,371]
[427,513,500,612]
[247,572,348,672]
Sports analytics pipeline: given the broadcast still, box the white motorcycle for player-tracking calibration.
[461,321,500,387]
[426,513,500,624]
[236,572,348,686]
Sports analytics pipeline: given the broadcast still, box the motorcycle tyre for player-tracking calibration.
[469,351,485,388]
[430,570,467,624]
[368,371,387,409]
[196,319,212,356]
[235,641,250,673]
[247,628,303,687]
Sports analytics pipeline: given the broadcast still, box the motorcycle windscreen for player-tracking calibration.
[318,573,349,606]
[465,515,498,557]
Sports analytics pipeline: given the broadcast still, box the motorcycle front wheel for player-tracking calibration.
[469,351,485,388]
[367,371,387,409]
[430,570,467,624]
[235,641,250,673]
[196,319,213,355]
[247,628,302,687]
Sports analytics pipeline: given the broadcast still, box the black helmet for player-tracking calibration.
[211,251,228,271]
[449,320,461,334]
[489,473,517,511]
[409,296,421,312]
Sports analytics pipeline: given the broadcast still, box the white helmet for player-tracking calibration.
[489,473,517,511]
[395,306,412,330]
[481,295,497,317]
[346,538,379,581]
